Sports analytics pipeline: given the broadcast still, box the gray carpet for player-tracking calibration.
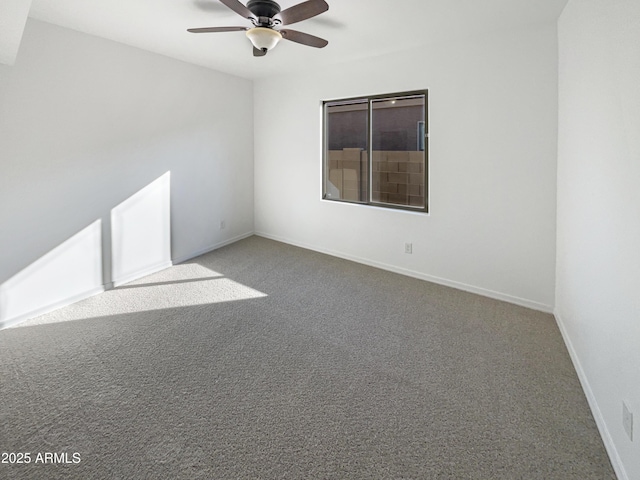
[0,236,615,479]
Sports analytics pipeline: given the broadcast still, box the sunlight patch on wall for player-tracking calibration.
[0,220,103,328]
[111,171,171,287]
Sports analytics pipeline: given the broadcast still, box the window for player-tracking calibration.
[323,91,428,212]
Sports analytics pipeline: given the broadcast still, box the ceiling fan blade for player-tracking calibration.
[275,0,329,26]
[253,46,267,57]
[280,29,328,48]
[218,0,256,20]
[187,26,248,33]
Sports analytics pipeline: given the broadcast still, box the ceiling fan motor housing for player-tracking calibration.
[247,0,281,19]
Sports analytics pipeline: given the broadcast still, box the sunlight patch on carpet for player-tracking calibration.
[11,262,267,327]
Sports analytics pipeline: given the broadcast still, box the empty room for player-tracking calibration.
[1,0,638,478]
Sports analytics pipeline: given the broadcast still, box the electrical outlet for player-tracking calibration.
[219,220,226,230]
[623,401,634,441]
[404,243,412,254]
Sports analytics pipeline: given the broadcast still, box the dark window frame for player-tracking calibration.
[322,90,429,213]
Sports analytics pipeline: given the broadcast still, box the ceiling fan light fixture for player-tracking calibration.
[246,27,282,51]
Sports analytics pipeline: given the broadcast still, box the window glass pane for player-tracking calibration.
[324,101,368,203]
[371,95,426,208]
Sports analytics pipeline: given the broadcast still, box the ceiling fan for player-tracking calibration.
[187,0,329,57]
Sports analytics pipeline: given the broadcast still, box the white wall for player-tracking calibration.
[557,1,640,479]
[0,19,254,327]
[254,23,559,311]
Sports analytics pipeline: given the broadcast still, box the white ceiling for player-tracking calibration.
[1,0,32,65]
[28,0,569,79]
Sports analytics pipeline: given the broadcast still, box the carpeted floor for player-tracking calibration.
[0,236,615,479]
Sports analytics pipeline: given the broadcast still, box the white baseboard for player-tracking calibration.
[255,231,553,313]
[112,260,173,288]
[172,232,254,265]
[0,285,105,330]
[554,311,628,480]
